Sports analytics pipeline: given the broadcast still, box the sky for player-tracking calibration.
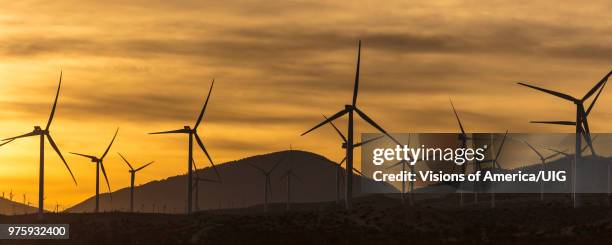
[0,0,611,209]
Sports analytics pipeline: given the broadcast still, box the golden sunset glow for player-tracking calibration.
[1,0,611,209]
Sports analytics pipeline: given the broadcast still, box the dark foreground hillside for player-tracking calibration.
[3,193,612,245]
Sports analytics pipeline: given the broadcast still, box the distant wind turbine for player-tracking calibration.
[149,79,219,214]
[486,131,508,208]
[302,41,399,210]
[385,135,414,205]
[2,72,77,219]
[280,165,302,211]
[70,128,119,213]
[191,157,220,212]
[248,154,285,212]
[522,140,567,201]
[118,153,154,212]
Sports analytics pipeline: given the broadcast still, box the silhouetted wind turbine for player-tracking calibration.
[449,98,473,205]
[518,71,611,160]
[519,72,611,207]
[522,140,566,201]
[302,41,399,210]
[191,157,220,212]
[487,131,508,208]
[2,72,76,219]
[70,128,118,213]
[385,135,414,205]
[149,79,219,214]
[118,153,154,212]
[248,154,285,212]
[280,165,302,211]
[546,135,598,158]
[325,116,384,205]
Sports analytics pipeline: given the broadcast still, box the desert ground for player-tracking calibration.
[2,193,612,244]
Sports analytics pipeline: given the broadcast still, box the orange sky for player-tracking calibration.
[0,0,611,209]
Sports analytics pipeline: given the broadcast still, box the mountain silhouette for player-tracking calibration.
[66,150,397,213]
[0,197,38,215]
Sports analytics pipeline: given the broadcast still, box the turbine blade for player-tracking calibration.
[149,128,189,134]
[545,148,570,157]
[385,160,405,170]
[117,152,134,170]
[323,115,347,142]
[353,107,400,145]
[530,121,576,126]
[194,79,215,130]
[301,109,348,136]
[135,161,154,172]
[522,140,543,159]
[493,130,509,169]
[338,156,346,166]
[47,134,77,185]
[247,162,266,174]
[544,150,565,160]
[585,78,607,116]
[101,128,119,160]
[291,172,304,183]
[46,71,62,130]
[0,139,15,147]
[353,135,384,148]
[194,132,220,178]
[580,115,596,155]
[517,82,577,102]
[449,98,466,135]
[3,131,38,141]
[352,40,361,106]
[353,168,364,176]
[268,153,287,174]
[99,161,112,194]
[582,71,612,101]
[69,152,97,160]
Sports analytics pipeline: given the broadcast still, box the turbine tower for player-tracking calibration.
[385,135,414,205]
[302,41,398,210]
[280,165,302,211]
[191,157,220,212]
[325,116,384,205]
[518,70,611,206]
[2,71,77,219]
[247,154,285,212]
[70,128,118,213]
[118,153,154,212]
[149,79,220,214]
[522,140,566,201]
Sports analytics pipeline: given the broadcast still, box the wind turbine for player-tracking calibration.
[191,157,220,212]
[449,98,475,205]
[518,71,611,206]
[522,140,565,201]
[518,71,611,158]
[117,153,154,212]
[301,41,399,210]
[385,135,414,205]
[485,131,509,208]
[546,135,599,158]
[280,165,302,211]
[247,154,285,212]
[2,72,76,218]
[149,79,219,214]
[325,116,384,205]
[70,128,118,213]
